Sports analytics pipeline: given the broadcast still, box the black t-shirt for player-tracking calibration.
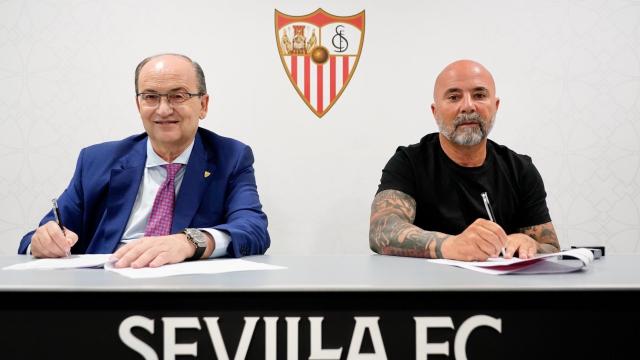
[377,133,551,236]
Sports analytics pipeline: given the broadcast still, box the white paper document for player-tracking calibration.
[3,254,113,270]
[3,255,286,279]
[427,248,594,275]
[104,258,286,279]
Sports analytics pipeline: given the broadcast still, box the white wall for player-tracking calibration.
[1,0,639,255]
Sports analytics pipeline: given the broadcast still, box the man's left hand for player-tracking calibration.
[111,234,194,268]
[504,233,537,259]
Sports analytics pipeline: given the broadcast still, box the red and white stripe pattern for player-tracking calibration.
[284,55,356,116]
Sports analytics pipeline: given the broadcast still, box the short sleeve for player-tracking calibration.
[515,157,551,227]
[376,148,418,199]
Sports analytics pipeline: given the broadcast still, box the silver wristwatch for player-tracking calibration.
[182,228,207,261]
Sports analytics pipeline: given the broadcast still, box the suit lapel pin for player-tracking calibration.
[204,171,211,178]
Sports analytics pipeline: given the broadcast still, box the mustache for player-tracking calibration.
[453,113,483,128]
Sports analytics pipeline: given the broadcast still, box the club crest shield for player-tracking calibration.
[275,9,365,118]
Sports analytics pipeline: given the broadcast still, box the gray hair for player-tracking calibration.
[134,53,207,94]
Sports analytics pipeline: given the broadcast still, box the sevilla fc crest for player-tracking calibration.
[275,9,365,118]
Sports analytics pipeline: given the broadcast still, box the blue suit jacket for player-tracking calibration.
[19,128,270,257]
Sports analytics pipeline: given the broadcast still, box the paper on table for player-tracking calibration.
[104,258,286,279]
[2,256,286,279]
[427,248,594,275]
[3,254,113,270]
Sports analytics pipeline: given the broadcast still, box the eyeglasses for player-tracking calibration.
[136,92,203,106]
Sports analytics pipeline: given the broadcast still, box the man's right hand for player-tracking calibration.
[30,221,78,258]
[441,218,508,261]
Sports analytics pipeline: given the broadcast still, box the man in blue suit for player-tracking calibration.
[19,53,270,268]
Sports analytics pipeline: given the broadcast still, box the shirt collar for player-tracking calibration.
[145,138,194,168]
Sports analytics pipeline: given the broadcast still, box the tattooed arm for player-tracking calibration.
[369,189,450,258]
[518,222,560,253]
[503,222,560,259]
[370,189,511,260]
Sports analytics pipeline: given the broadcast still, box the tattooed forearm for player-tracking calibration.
[519,221,560,253]
[369,190,451,258]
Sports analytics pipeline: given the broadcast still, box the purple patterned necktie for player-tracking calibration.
[144,163,183,236]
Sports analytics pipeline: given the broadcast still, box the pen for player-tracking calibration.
[481,192,505,257]
[52,198,66,235]
[52,198,70,256]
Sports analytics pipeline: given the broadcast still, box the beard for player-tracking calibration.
[437,112,494,146]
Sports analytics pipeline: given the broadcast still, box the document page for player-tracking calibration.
[104,258,286,279]
[3,254,112,270]
[427,248,594,275]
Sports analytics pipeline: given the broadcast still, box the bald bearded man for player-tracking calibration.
[369,60,560,261]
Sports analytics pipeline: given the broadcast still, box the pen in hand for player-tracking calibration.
[481,192,505,257]
[52,198,70,256]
